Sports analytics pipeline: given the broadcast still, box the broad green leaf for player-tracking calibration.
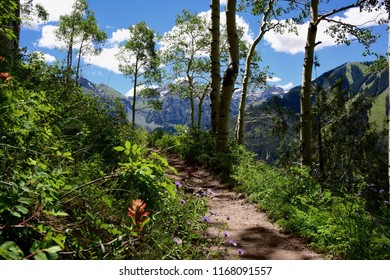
[0,241,24,260]
[114,146,125,152]
[62,152,73,160]
[11,211,21,218]
[26,158,37,166]
[44,246,62,254]
[15,205,29,215]
[34,251,47,260]
[52,234,66,249]
[125,141,131,150]
[17,197,32,205]
[38,162,47,170]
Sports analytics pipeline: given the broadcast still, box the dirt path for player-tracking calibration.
[164,152,323,260]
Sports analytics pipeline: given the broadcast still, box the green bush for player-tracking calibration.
[232,155,390,259]
[1,53,213,260]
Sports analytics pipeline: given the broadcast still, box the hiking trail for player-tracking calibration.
[164,151,323,260]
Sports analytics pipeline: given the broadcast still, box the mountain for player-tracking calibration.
[279,62,388,113]
[80,76,285,131]
[80,61,388,135]
[240,61,389,161]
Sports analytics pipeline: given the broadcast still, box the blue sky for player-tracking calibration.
[20,0,388,95]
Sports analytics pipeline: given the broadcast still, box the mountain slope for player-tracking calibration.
[241,61,389,161]
[280,62,388,114]
[80,77,285,131]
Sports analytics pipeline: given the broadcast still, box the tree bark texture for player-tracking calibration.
[235,0,274,144]
[300,0,318,167]
[0,0,20,58]
[216,0,239,151]
[388,10,390,201]
[210,0,221,134]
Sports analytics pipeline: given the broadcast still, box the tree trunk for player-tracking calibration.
[197,90,208,130]
[388,10,390,201]
[190,95,195,130]
[210,0,221,134]
[235,0,274,144]
[215,0,239,151]
[0,0,20,58]
[75,39,85,85]
[132,59,139,128]
[300,0,318,167]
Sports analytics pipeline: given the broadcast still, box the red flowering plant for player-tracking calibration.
[0,72,12,82]
[128,199,151,233]
[0,56,12,83]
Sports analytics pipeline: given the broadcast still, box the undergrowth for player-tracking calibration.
[0,53,212,260]
[153,128,390,259]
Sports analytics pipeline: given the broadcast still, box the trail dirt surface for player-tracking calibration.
[164,152,323,260]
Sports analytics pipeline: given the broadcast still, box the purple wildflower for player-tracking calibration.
[223,231,231,238]
[175,181,182,188]
[203,191,208,197]
[379,189,385,194]
[384,201,390,206]
[180,199,186,204]
[207,189,215,195]
[173,237,182,245]
[370,187,377,193]
[195,193,201,197]
[238,248,244,256]
[229,240,237,247]
[202,216,211,223]
[210,210,217,216]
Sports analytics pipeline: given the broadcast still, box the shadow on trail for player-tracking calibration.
[236,226,321,260]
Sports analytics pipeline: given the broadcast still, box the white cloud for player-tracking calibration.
[83,46,121,74]
[125,88,134,97]
[108,28,130,45]
[35,25,131,73]
[267,76,282,83]
[42,53,56,62]
[199,10,254,46]
[264,6,386,55]
[124,85,158,97]
[221,0,228,6]
[36,25,65,49]
[22,0,76,29]
[161,10,254,58]
[279,82,294,92]
[33,51,56,63]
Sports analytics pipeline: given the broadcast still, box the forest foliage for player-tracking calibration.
[0,52,212,260]
[1,0,390,260]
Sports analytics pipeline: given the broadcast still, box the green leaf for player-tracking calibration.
[34,251,47,260]
[17,197,32,205]
[0,241,24,260]
[15,205,29,215]
[43,210,68,217]
[26,158,37,166]
[62,151,72,157]
[44,246,62,254]
[125,141,131,150]
[11,211,21,218]
[51,234,66,249]
[114,146,125,152]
